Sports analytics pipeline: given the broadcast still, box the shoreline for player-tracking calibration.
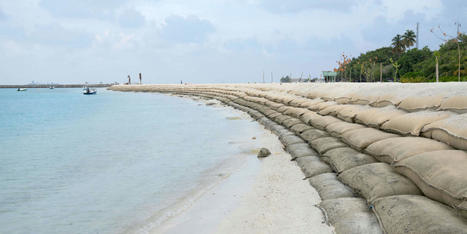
[132,98,332,234]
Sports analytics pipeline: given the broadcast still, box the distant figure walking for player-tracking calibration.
[180,80,182,84]
[139,73,142,85]
[128,75,131,85]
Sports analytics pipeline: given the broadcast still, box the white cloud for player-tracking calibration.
[0,0,456,84]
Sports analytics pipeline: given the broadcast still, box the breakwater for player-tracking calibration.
[109,83,467,234]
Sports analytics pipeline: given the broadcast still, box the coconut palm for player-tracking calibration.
[392,34,404,54]
[403,30,417,49]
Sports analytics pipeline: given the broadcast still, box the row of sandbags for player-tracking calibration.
[110,85,467,233]
[231,88,467,220]
[156,87,467,234]
[222,85,467,152]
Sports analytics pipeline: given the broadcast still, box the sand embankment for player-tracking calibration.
[110,83,467,234]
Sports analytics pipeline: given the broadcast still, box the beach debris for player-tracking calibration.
[252,137,256,140]
[257,148,271,158]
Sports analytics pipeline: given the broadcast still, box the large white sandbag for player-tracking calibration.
[365,136,452,164]
[380,110,452,136]
[421,113,467,150]
[394,150,467,218]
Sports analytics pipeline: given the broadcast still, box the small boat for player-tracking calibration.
[82,86,97,95]
[49,86,54,89]
[17,88,27,91]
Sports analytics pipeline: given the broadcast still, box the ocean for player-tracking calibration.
[0,88,259,234]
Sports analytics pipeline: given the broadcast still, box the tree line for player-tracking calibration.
[335,29,466,82]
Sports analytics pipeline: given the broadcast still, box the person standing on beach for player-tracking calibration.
[139,73,142,85]
[128,75,131,85]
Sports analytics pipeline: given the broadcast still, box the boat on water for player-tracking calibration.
[82,86,97,95]
[49,86,54,89]
[17,88,27,91]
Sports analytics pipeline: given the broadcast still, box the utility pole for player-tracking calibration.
[380,63,383,82]
[416,22,419,49]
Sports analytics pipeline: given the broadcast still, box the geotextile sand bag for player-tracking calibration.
[295,156,333,178]
[322,147,377,173]
[365,137,452,164]
[309,115,341,130]
[318,104,346,116]
[299,98,324,109]
[300,129,330,143]
[338,163,421,202]
[312,101,338,111]
[272,114,292,124]
[290,123,313,134]
[299,111,320,124]
[341,128,398,151]
[336,105,371,123]
[309,137,347,155]
[398,96,444,112]
[325,122,365,138]
[320,197,382,234]
[381,111,452,136]
[354,106,406,128]
[282,118,303,129]
[421,113,467,150]
[394,150,467,217]
[283,107,307,118]
[371,195,467,234]
[279,134,305,146]
[285,143,318,160]
[439,95,467,113]
[308,173,355,200]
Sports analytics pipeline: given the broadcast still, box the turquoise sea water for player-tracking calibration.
[0,88,257,234]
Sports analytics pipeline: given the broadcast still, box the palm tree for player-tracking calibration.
[402,30,417,49]
[392,34,404,54]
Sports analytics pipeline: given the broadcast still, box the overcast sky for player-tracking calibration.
[0,0,465,84]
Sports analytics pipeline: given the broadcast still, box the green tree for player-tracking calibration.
[392,34,405,55]
[402,30,417,49]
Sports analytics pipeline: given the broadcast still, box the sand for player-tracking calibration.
[147,108,333,234]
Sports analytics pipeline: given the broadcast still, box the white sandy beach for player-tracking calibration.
[147,104,333,234]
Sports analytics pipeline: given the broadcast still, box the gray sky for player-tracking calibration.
[0,0,465,84]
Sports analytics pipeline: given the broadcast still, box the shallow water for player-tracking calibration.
[0,88,259,234]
